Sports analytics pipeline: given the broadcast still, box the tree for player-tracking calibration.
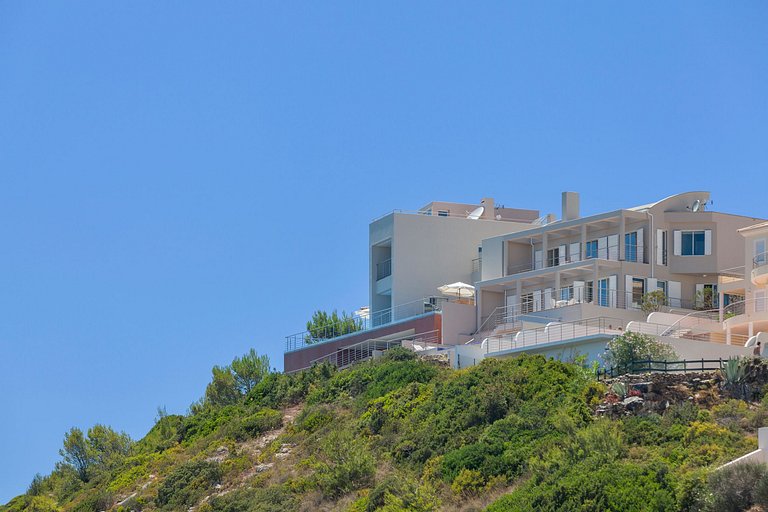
[86,424,132,469]
[60,428,91,482]
[603,331,677,370]
[59,425,133,482]
[305,310,363,343]
[231,349,270,394]
[695,287,716,311]
[204,365,240,407]
[641,290,667,314]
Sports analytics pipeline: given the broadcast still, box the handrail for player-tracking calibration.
[285,295,460,352]
[628,320,750,345]
[724,297,768,318]
[754,251,768,268]
[483,316,625,354]
[308,329,441,369]
[597,358,731,380]
[370,209,536,224]
[660,308,720,336]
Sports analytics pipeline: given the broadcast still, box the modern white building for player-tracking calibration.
[369,198,540,327]
[475,191,762,330]
[285,191,766,373]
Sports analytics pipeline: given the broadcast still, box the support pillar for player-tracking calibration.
[619,214,626,261]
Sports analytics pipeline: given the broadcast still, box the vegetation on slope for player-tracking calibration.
[3,346,768,511]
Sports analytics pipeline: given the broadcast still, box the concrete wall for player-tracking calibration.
[381,213,534,315]
[441,301,478,345]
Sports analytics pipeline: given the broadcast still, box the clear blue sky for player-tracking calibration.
[1,1,767,502]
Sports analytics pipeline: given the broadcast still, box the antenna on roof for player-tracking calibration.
[467,206,484,220]
[691,199,701,212]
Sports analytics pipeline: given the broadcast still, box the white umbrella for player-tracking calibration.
[437,282,476,299]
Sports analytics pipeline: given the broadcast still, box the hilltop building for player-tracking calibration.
[284,191,766,373]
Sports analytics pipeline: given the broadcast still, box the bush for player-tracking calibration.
[603,332,677,370]
[313,431,375,498]
[451,468,485,496]
[155,461,222,510]
[237,408,282,440]
[204,485,298,512]
[707,461,768,512]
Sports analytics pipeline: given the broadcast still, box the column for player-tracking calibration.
[618,214,626,261]
[581,224,587,260]
[719,291,725,323]
[542,233,549,267]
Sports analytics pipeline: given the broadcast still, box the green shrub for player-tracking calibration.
[313,430,374,498]
[155,461,222,510]
[237,408,282,440]
[204,485,298,512]
[707,461,768,512]
[293,405,334,434]
[450,468,485,496]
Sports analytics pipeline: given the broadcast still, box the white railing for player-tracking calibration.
[482,317,624,354]
[285,296,460,352]
[308,329,441,369]
[627,321,749,345]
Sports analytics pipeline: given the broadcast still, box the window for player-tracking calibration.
[560,286,573,301]
[598,278,610,307]
[585,240,598,259]
[657,280,668,297]
[625,232,638,262]
[756,290,767,313]
[756,239,767,266]
[661,231,668,265]
[681,230,706,256]
[437,210,449,217]
[585,281,594,303]
[547,248,560,267]
[632,278,645,306]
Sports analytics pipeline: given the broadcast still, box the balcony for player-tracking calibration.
[376,259,392,280]
[753,252,768,286]
[503,242,648,278]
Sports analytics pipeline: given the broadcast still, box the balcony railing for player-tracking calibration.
[504,243,649,277]
[285,296,461,352]
[754,252,768,269]
[477,286,699,335]
[482,317,624,354]
[376,259,392,280]
[471,258,482,274]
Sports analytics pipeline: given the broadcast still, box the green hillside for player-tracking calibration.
[4,348,768,512]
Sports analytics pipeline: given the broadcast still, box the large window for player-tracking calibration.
[585,240,598,259]
[547,248,560,267]
[598,278,610,307]
[682,231,706,256]
[756,239,767,266]
[625,232,638,262]
[632,278,645,306]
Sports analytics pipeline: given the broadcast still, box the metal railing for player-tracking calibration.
[483,317,624,354]
[505,243,649,278]
[376,259,392,280]
[724,297,768,319]
[477,286,691,336]
[471,258,482,274]
[285,296,457,352]
[308,329,441,370]
[628,320,750,345]
[596,358,732,380]
[371,209,535,224]
[755,251,768,269]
